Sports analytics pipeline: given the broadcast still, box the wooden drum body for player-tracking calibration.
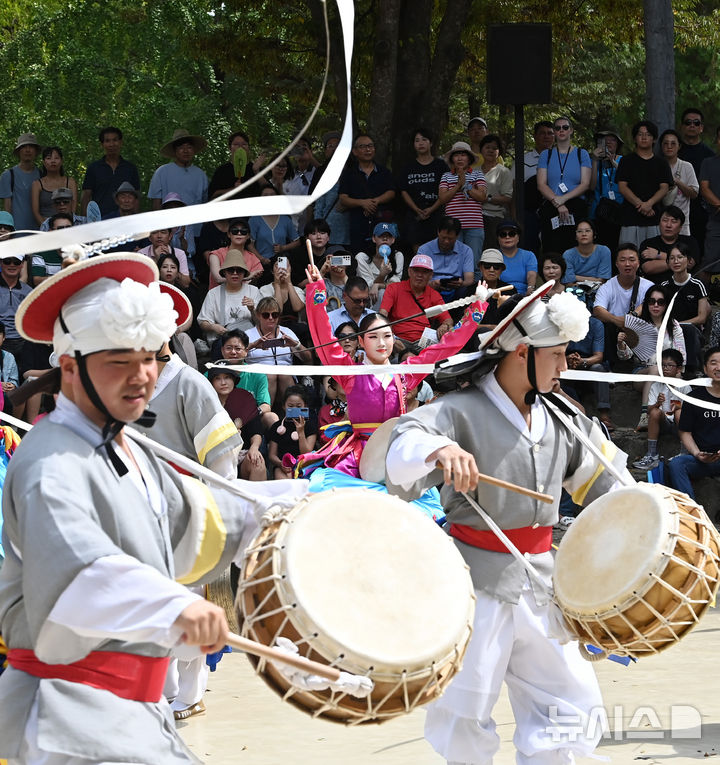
[237,487,475,724]
[553,483,720,658]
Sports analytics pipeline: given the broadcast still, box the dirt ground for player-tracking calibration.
[180,605,720,764]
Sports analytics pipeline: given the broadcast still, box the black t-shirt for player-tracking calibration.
[679,142,715,175]
[268,417,318,459]
[639,234,700,284]
[616,153,673,226]
[660,275,707,322]
[208,161,262,199]
[397,157,448,209]
[678,385,720,452]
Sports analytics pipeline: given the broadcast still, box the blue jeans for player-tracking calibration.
[667,453,720,500]
[458,227,485,280]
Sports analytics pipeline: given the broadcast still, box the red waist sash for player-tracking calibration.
[7,649,170,702]
[450,523,553,554]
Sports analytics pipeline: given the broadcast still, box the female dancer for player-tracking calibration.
[294,264,487,478]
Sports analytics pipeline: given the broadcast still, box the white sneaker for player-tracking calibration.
[636,412,649,432]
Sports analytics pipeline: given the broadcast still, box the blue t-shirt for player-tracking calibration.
[562,245,612,283]
[249,215,298,260]
[538,147,592,195]
[0,164,41,231]
[567,315,604,357]
[502,248,538,294]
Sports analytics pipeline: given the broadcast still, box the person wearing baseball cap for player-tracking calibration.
[39,188,88,231]
[0,133,41,232]
[356,222,403,309]
[386,282,631,765]
[0,252,309,762]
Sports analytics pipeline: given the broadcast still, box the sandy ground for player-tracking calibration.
[179,604,720,764]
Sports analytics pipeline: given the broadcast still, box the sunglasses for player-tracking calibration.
[684,119,702,126]
[260,311,280,319]
[223,267,246,275]
[2,258,22,265]
[498,230,517,237]
[647,298,666,306]
[553,124,570,131]
[347,295,372,306]
[229,227,250,236]
[480,262,503,269]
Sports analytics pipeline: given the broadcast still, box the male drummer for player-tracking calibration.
[0,253,309,763]
[386,283,633,765]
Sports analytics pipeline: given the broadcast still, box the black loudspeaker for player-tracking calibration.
[487,24,552,105]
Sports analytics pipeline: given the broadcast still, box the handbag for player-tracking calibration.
[595,196,623,227]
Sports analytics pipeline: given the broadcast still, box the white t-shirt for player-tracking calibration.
[594,276,653,316]
[648,380,691,415]
[197,283,260,340]
[245,325,300,367]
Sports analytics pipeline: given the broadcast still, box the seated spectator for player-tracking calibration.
[592,244,653,368]
[208,217,264,289]
[317,375,349,441]
[323,247,350,310]
[0,321,19,399]
[259,259,308,344]
[137,229,191,288]
[397,127,448,249]
[31,212,74,286]
[617,285,686,430]
[207,365,267,481]
[295,219,331,286]
[660,129,698,236]
[334,321,361,361]
[616,120,672,247]
[246,296,312,406]
[195,218,230,287]
[476,249,516,330]
[639,205,699,283]
[267,384,318,479]
[379,254,453,351]
[417,216,474,299]
[0,250,32,365]
[197,250,260,348]
[214,329,277,429]
[633,348,691,470]
[478,134,513,248]
[660,241,709,373]
[104,181,139,219]
[356,222,404,309]
[328,276,375,332]
[157,253,203,338]
[668,346,720,499]
[249,186,300,264]
[562,220,612,287]
[438,142,487,268]
[495,219,537,295]
[39,188,86,230]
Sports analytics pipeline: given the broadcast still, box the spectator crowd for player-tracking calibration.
[2,110,720,502]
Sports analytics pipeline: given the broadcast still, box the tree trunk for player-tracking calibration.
[367,0,402,165]
[643,0,675,134]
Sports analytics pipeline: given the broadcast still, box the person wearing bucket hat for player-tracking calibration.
[148,129,209,263]
[0,133,41,232]
[439,142,488,268]
[386,282,632,765]
[0,252,310,762]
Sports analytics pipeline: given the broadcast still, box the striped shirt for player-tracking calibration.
[439,169,487,228]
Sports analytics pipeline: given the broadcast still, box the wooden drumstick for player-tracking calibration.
[226,632,341,682]
[436,462,554,504]
[305,237,315,269]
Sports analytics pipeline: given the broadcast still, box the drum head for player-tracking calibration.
[276,488,474,673]
[554,484,675,616]
[358,418,398,484]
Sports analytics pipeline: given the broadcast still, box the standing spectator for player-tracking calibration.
[80,126,140,217]
[479,134,513,249]
[679,108,715,258]
[512,120,555,253]
[397,127,448,249]
[639,205,699,284]
[593,244,653,368]
[283,135,318,233]
[39,188,86,230]
[536,117,592,253]
[699,126,720,286]
[265,154,292,194]
[466,117,489,168]
[311,131,350,247]
[438,142,487,271]
[495,219,538,295]
[616,120,672,247]
[208,130,266,200]
[0,251,32,363]
[417,217,474,299]
[249,186,300,263]
[562,220,612,286]
[668,346,720,499]
[589,128,624,252]
[660,129,698,236]
[339,133,396,253]
[308,130,341,194]
[31,146,77,227]
[356,222,404,308]
[0,133,41,231]
[148,128,209,261]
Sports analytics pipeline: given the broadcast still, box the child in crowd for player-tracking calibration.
[355,222,404,309]
[267,385,317,479]
[633,348,691,470]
